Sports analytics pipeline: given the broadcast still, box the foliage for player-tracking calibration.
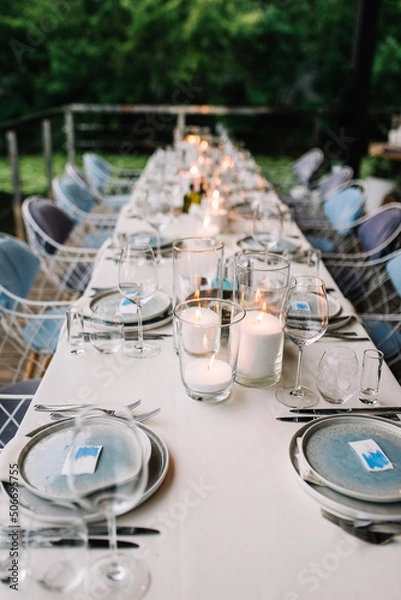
[1,0,401,124]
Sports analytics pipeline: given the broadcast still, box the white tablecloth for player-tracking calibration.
[2,180,401,600]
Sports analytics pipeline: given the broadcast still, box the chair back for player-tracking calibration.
[24,197,74,255]
[358,205,401,258]
[53,177,95,223]
[293,148,324,185]
[318,166,354,200]
[83,152,111,192]
[65,162,89,188]
[0,235,40,309]
[323,181,366,235]
[386,253,401,297]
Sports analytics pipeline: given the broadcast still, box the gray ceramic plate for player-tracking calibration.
[289,417,401,520]
[9,423,169,523]
[298,415,401,503]
[89,289,172,325]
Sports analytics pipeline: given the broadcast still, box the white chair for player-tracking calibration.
[22,196,98,296]
[324,250,401,384]
[0,234,71,385]
[83,152,140,202]
[65,162,132,211]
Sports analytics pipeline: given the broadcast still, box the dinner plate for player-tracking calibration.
[237,235,300,255]
[5,423,169,524]
[294,415,401,503]
[89,289,172,327]
[289,417,401,521]
[326,314,352,331]
[327,296,342,320]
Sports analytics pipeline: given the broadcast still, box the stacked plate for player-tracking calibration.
[290,415,401,520]
[89,289,173,330]
[4,420,169,523]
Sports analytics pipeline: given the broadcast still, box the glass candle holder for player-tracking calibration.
[174,298,245,403]
[234,251,290,387]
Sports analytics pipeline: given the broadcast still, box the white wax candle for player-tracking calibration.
[237,311,283,379]
[180,306,219,354]
[209,208,228,233]
[196,216,219,238]
[184,358,233,394]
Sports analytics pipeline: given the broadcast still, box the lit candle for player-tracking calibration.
[237,310,283,379]
[180,306,219,354]
[184,356,233,394]
[208,193,228,233]
[196,216,219,238]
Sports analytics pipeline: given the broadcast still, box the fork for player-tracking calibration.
[321,509,401,544]
[50,406,161,423]
[34,399,142,414]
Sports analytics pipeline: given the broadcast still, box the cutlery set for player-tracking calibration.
[277,406,401,423]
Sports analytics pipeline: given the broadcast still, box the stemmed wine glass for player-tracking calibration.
[66,407,149,600]
[118,244,160,358]
[275,276,329,408]
[251,196,283,252]
[144,188,174,264]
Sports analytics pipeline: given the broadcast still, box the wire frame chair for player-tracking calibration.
[0,234,71,385]
[294,179,367,240]
[65,162,131,211]
[266,148,324,201]
[83,152,140,196]
[22,196,98,296]
[52,177,118,230]
[303,199,401,260]
[324,250,401,384]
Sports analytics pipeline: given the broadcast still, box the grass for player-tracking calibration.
[0,150,376,235]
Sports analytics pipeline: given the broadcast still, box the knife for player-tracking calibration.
[29,526,159,537]
[289,406,401,414]
[277,414,401,422]
[52,539,140,549]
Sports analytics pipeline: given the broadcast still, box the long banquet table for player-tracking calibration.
[2,139,401,600]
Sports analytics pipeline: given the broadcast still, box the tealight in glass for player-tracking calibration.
[174,298,245,403]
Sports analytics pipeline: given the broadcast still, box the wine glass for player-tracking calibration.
[118,244,160,358]
[144,188,174,264]
[66,408,149,600]
[251,196,283,252]
[275,276,329,408]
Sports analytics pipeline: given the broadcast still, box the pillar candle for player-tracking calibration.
[237,311,283,379]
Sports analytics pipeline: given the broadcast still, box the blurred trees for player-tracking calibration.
[0,0,400,122]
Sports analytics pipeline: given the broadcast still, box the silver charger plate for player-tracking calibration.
[237,235,300,255]
[289,416,401,520]
[88,289,173,330]
[5,423,169,524]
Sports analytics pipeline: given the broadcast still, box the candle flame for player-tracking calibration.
[189,164,199,176]
[194,289,200,300]
[257,312,265,324]
[207,355,215,370]
[211,197,220,212]
[203,216,211,229]
[195,308,202,323]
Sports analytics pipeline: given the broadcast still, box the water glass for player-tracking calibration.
[89,304,124,354]
[66,306,85,354]
[173,237,225,350]
[359,348,384,405]
[174,298,245,403]
[317,346,359,404]
[26,516,88,593]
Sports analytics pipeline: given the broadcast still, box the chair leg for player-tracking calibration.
[24,351,39,380]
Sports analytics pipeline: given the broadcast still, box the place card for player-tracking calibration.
[348,439,394,472]
[62,445,103,475]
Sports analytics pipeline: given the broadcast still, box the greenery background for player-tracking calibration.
[1,0,400,120]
